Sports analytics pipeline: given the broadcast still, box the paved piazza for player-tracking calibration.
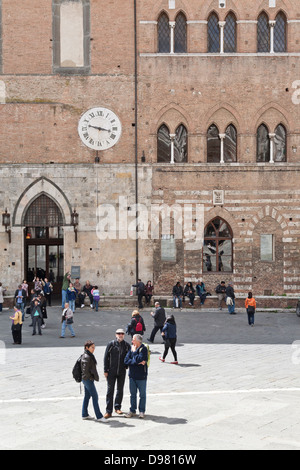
[1,304,300,451]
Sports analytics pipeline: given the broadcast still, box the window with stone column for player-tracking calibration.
[207,12,220,52]
[157,124,188,163]
[157,11,187,53]
[257,12,270,52]
[274,12,287,53]
[257,123,286,162]
[207,124,237,163]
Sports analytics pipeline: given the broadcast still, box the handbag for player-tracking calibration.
[226,297,233,306]
[67,318,74,324]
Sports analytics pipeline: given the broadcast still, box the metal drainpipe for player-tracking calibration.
[134,0,139,284]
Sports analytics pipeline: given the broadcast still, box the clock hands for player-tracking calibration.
[88,124,111,132]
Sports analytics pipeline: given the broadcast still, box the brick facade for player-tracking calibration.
[0,0,300,301]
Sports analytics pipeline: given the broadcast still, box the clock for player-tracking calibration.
[78,106,122,151]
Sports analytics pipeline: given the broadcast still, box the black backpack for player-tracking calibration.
[72,355,83,383]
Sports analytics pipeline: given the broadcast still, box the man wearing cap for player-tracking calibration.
[103,328,131,418]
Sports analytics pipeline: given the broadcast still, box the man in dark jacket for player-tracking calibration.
[14,285,27,320]
[147,301,166,343]
[172,282,183,308]
[225,282,236,314]
[124,334,148,419]
[103,328,131,418]
[31,299,43,335]
[133,279,145,309]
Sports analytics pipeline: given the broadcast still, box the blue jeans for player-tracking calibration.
[61,289,67,309]
[173,296,182,308]
[68,299,75,312]
[227,298,235,314]
[129,378,147,413]
[82,379,103,419]
[61,320,75,337]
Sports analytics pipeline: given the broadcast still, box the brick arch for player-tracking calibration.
[252,102,290,134]
[204,102,243,134]
[152,102,192,134]
[247,205,289,237]
[205,206,239,237]
[152,0,192,21]
[13,177,72,227]
[255,0,293,20]
[202,0,241,21]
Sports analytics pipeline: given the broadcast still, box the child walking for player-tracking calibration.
[245,292,256,327]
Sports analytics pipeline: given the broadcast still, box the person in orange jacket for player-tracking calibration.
[245,292,256,327]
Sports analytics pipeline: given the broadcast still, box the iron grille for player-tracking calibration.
[208,13,220,52]
[224,13,236,53]
[257,13,270,52]
[24,194,64,227]
[174,13,187,53]
[158,13,170,53]
[274,12,286,52]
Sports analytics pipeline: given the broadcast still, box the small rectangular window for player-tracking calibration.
[52,0,90,74]
[260,234,274,261]
[161,235,176,262]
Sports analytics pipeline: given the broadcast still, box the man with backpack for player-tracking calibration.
[124,334,149,419]
[103,329,131,418]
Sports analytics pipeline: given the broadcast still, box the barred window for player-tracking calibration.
[257,12,270,52]
[224,13,236,53]
[274,12,287,53]
[174,12,187,53]
[158,13,170,53]
[24,194,64,227]
[203,217,233,273]
[208,13,220,53]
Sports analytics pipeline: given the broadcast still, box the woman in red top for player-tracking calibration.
[245,292,256,327]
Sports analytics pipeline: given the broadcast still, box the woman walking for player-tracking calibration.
[10,306,23,344]
[81,340,108,423]
[245,292,256,327]
[159,315,178,364]
[60,302,76,338]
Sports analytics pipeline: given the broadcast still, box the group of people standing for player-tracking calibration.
[79,301,178,423]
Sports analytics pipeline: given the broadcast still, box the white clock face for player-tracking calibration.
[78,107,122,151]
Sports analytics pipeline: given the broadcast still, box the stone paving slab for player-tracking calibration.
[1,306,300,451]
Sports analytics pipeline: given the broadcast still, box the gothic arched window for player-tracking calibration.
[157,124,171,162]
[224,124,237,162]
[274,12,287,53]
[224,12,237,53]
[174,12,187,53]
[257,124,270,162]
[158,12,170,53]
[207,125,220,162]
[203,217,233,272]
[208,13,220,52]
[257,12,270,52]
[274,124,287,162]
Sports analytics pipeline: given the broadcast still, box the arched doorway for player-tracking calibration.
[24,194,64,297]
[203,217,233,272]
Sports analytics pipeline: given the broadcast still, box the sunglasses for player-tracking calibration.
[116,332,124,335]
